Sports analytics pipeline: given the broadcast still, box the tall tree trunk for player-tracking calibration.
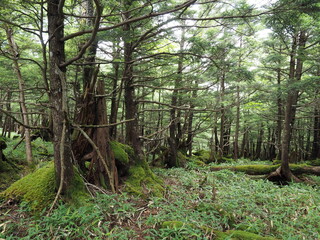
[47,0,74,192]
[280,31,307,180]
[5,27,33,164]
[122,9,143,159]
[219,72,226,158]
[109,42,121,139]
[167,27,185,167]
[234,84,240,160]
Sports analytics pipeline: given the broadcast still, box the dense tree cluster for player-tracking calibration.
[0,0,319,191]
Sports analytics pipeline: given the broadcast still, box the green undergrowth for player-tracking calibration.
[1,162,319,239]
[161,221,277,239]
[4,137,53,165]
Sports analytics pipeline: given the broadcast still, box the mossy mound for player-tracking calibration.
[0,162,88,212]
[193,149,211,163]
[160,221,277,240]
[125,160,164,198]
[0,162,56,211]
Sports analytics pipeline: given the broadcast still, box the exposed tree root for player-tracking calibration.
[266,167,302,185]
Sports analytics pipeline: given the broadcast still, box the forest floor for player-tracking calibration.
[1,161,320,239]
[0,138,320,239]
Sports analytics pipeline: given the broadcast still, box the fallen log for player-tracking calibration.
[210,164,320,176]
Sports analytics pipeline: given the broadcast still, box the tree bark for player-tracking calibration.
[47,0,74,193]
[311,92,320,159]
[109,42,122,139]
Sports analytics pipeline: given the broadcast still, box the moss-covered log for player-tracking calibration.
[210,164,320,176]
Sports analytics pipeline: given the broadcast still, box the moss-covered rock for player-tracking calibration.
[125,159,164,198]
[0,162,88,212]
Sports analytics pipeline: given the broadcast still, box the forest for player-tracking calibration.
[0,0,319,239]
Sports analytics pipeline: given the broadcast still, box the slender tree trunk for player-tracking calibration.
[109,43,121,139]
[234,84,240,160]
[255,123,264,160]
[5,27,33,164]
[219,72,226,158]
[276,66,283,160]
[47,0,74,192]
[186,81,197,157]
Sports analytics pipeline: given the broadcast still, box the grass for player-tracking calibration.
[1,161,319,239]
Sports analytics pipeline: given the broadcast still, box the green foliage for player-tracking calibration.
[1,163,319,239]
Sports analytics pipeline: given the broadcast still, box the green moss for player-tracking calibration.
[191,159,206,166]
[110,141,130,165]
[0,162,89,211]
[0,162,56,211]
[233,165,279,174]
[272,159,281,165]
[161,221,184,228]
[125,161,164,198]
[65,168,89,207]
[193,150,211,163]
[177,151,187,167]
